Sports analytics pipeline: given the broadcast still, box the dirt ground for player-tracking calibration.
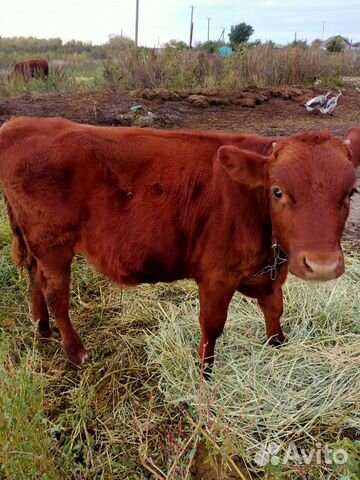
[1,87,359,229]
[0,87,359,135]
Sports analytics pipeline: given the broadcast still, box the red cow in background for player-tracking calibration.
[12,59,49,80]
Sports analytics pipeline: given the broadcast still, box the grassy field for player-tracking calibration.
[1,191,360,479]
[0,36,359,96]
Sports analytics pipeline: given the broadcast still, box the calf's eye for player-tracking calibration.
[349,188,359,198]
[273,188,283,199]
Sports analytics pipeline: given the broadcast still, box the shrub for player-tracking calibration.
[102,45,359,91]
[103,48,225,90]
[327,36,346,53]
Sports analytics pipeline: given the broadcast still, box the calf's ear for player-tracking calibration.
[218,145,268,188]
[345,127,360,168]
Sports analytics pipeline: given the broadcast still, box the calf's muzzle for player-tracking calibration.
[290,250,344,281]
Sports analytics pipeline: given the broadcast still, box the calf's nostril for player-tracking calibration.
[300,253,343,280]
[303,257,313,273]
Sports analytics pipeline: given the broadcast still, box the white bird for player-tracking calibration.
[305,91,332,112]
[319,91,342,114]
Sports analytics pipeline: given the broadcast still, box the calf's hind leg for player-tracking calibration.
[8,215,51,338]
[28,258,52,338]
[37,245,87,365]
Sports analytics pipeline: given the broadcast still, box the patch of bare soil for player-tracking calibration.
[190,443,252,480]
[1,87,359,135]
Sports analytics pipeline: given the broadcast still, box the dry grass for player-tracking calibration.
[225,45,358,87]
[1,194,360,479]
[147,255,360,478]
[103,45,359,91]
[0,44,358,97]
[103,48,225,91]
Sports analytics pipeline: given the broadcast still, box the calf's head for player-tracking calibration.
[219,132,358,281]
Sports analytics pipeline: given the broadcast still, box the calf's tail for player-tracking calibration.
[4,196,28,268]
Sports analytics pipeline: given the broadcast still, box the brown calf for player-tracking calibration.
[0,117,358,373]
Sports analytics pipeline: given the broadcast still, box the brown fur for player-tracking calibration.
[4,197,27,268]
[0,117,357,372]
[12,59,49,80]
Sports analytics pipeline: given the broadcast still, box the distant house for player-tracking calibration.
[321,36,360,51]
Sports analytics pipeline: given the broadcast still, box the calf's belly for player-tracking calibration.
[75,228,189,286]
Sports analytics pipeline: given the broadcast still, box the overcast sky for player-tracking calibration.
[0,0,359,47]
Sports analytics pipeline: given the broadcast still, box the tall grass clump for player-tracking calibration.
[227,44,359,87]
[103,45,359,91]
[103,47,225,91]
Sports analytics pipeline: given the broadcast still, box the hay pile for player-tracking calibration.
[147,255,360,478]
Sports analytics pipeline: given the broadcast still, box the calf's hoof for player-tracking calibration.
[268,335,288,348]
[66,343,88,366]
[198,359,213,381]
[38,321,52,339]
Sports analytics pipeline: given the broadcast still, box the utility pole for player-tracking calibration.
[121,28,123,38]
[207,18,210,42]
[219,28,225,43]
[189,6,195,49]
[321,21,326,41]
[135,0,139,47]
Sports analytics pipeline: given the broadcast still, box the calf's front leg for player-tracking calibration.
[257,287,286,347]
[198,280,236,377]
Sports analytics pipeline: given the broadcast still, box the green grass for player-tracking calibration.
[1,194,360,479]
[0,342,61,480]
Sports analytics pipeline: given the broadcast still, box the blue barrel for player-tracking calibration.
[218,46,233,58]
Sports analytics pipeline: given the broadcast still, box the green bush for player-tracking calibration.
[327,36,346,53]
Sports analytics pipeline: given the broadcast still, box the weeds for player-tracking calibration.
[1,44,358,97]
[0,342,61,480]
[103,45,359,91]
